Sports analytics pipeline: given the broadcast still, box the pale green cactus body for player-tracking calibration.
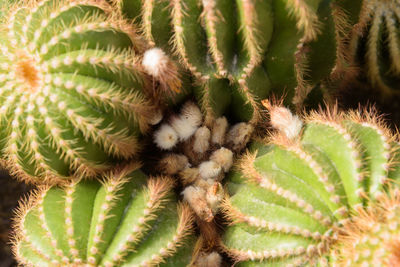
[0,0,157,184]
[12,165,196,266]
[221,106,400,266]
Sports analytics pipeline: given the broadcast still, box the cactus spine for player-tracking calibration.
[12,164,196,266]
[348,0,400,95]
[0,0,158,184]
[221,102,400,266]
[113,0,353,123]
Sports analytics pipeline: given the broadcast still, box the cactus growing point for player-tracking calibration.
[0,0,158,184]
[221,102,400,266]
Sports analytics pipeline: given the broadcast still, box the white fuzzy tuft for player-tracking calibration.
[270,106,303,139]
[154,124,178,150]
[211,116,228,145]
[196,252,222,267]
[210,147,233,172]
[199,161,221,180]
[180,102,202,128]
[193,126,211,153]
[182,186,213,221]
[170,115,198,141]
[226,122,254,151]
[142,47,169,78]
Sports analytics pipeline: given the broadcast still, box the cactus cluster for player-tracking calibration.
[12,165,197,266]
[112,0,354,123]
[221,102,400,266]
[349,0,400,95]
[2,0,400,266]
[153,101,253,223]
[0,0,158,184]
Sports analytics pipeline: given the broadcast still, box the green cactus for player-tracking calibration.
[221,103,400,266]
[348,0,400,96]
[0,0,159,184]
[111,0,352,124]
[11,164,197,266]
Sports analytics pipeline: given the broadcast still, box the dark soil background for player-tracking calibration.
[0,171,32,267]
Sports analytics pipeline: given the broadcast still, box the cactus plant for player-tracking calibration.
[111,0,353,124]
[221,102,400,266]
[348,0,400,96]
[11,164,196,266]
[0,0,159,184]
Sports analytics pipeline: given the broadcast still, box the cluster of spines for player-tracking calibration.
[349,0,400,95]
[0,0,159,184]
[220,102,400,266]
[11,165,196,266]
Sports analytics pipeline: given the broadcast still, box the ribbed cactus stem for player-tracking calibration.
[0,0,157,184]
[12,165,197,266]
[221,103,400,266]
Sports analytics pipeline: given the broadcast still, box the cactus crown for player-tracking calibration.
[0,0,158,184]
[221,102,400,266]
[11,164,196,266]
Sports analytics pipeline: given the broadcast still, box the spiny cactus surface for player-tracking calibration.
[0,0,157,184]
[221,103,400,266]
[113,0,348,123]
[349,0,400,95]
[12,164,196,267]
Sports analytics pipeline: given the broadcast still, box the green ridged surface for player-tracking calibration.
[0,0,155,184]
[13,167,196,266]
[222,110,400,265]
[116,0,352,123]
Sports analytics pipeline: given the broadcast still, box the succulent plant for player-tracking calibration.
[11,164,196,266]
[348,0,400,96]
[111,0,354,124]
[221,102,400,266]
[0,0,159,184]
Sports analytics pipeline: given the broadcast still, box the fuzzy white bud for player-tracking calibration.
[270,106,303,139]
[226,122,254,151]
[199,161,221,180]
[180,101,202,128]
[182,186,213,221]
[210,147,233,173]
[196,252,222,267]
[154,124,178,150]
[170,115,198,141]
[142,48,169,78]
[211,116,228,145]
[193,126,211,153]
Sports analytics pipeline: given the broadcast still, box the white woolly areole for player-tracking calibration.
[211,116,228,145]
[180,102,202,128]
[182,185,213,221]
[197,252,222,267]
[193,126,211,153]
[226,122,254,151]
[154,124,178,150]
[199,160,221,180]
[142,47,169,77]
[270,106,303,139]
[210,147,233,172]
[170,115,198,141]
